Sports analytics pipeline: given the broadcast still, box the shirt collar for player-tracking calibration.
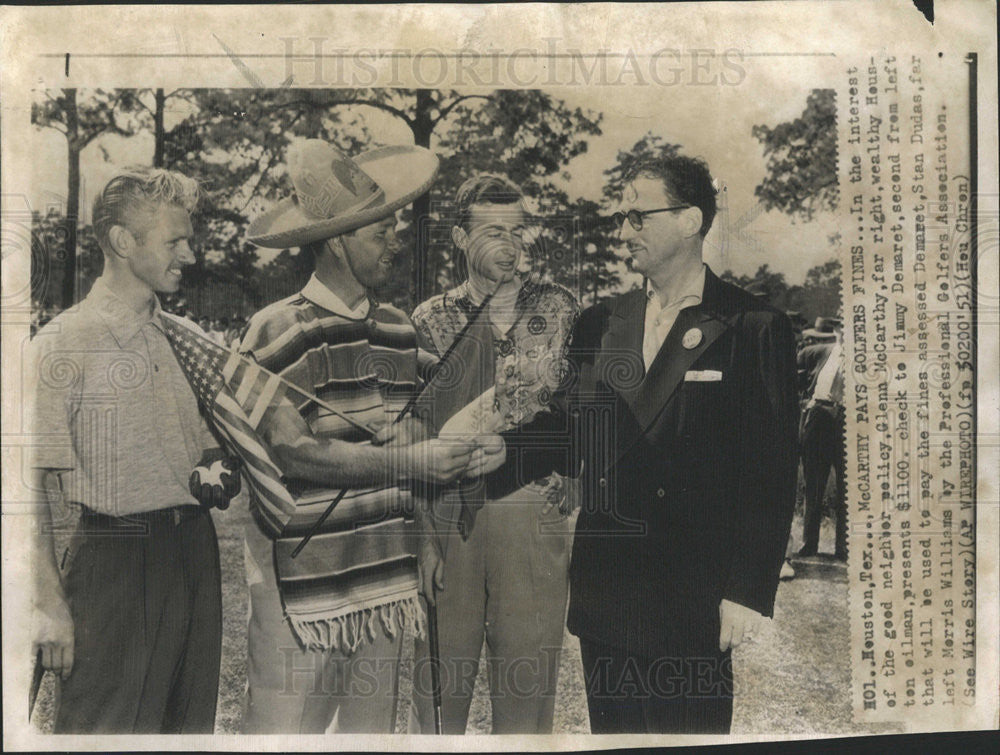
[86,277,165,346]
[455,278,537,307]
[301,274,371,319]
[451,280,475,306]
[645,263,706,312]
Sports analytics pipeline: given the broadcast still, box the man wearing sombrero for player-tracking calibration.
[237,140,494,733]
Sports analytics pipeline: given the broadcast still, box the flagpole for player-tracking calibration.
[396,281,502,421]
[28,649,44,721]
[420,278,503,735]
[427,591,445,734]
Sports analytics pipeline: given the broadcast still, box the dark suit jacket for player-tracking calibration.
[491,267,799,659]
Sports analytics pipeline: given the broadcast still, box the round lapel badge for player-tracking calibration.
[682,327,703,350]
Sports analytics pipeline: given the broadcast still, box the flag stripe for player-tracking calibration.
[234,361,260,405]
[222,350,242,382]
[249,373,281,429]
[213,395,296,521]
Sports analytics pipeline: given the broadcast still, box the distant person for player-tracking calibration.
[744,280,771,303]
[765,301,806,580]
[796,318,847,561]
[799,315,838,348]
[786,310,808,347]
[162,293,186,316]
[208,316,228,346]
[225,315,245,348]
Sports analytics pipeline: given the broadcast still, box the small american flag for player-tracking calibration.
[161,312,424,652]
[160,313,297,532]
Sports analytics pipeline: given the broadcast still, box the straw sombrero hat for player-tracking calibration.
[247,139,439,249]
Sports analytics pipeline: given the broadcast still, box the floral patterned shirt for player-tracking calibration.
[412,280,581,509]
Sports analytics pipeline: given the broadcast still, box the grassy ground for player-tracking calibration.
[32,476,899,736]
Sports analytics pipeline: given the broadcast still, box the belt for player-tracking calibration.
[79,504,205,529]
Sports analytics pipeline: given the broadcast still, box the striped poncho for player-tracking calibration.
[239,277,436,651]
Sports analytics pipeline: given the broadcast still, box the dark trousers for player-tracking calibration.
[55,507,222,734]
[579,638,733,734]
[800,403,847,557]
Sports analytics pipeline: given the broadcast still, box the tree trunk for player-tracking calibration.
[409,193,431,308]
[153,88,166,167]
[60,89,80,310]
[408,90,435,308]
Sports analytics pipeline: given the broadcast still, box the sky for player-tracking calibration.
[32,52,843,285]
[550,57,843,283]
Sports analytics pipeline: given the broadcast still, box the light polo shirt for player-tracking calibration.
[642,264,707,371]
[29,278,216,515]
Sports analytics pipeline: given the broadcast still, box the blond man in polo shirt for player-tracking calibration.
[29,167,240,733]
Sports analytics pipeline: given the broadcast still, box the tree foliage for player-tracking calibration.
[32,88,838,322]
[158,88,601,310]
[751,88,838,221]
[719,258,841,324]
[602,132,682,204]
[31,89,143,308]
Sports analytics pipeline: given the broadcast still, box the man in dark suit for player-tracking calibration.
[558,156,798,733]
[485,155,799,733]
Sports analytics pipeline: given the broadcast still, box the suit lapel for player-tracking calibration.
[595,289,645,404]
[623,267,737,432]
[631,306,728,431]
[594,269,738,469]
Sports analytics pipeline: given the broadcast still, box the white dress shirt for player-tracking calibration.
[811,341,844,405]
[642,264,707,371]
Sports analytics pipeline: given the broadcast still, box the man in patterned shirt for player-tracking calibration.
[238,140,503,734]
[409,174,580,734]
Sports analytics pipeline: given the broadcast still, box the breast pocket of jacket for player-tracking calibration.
[675,371,728,441]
